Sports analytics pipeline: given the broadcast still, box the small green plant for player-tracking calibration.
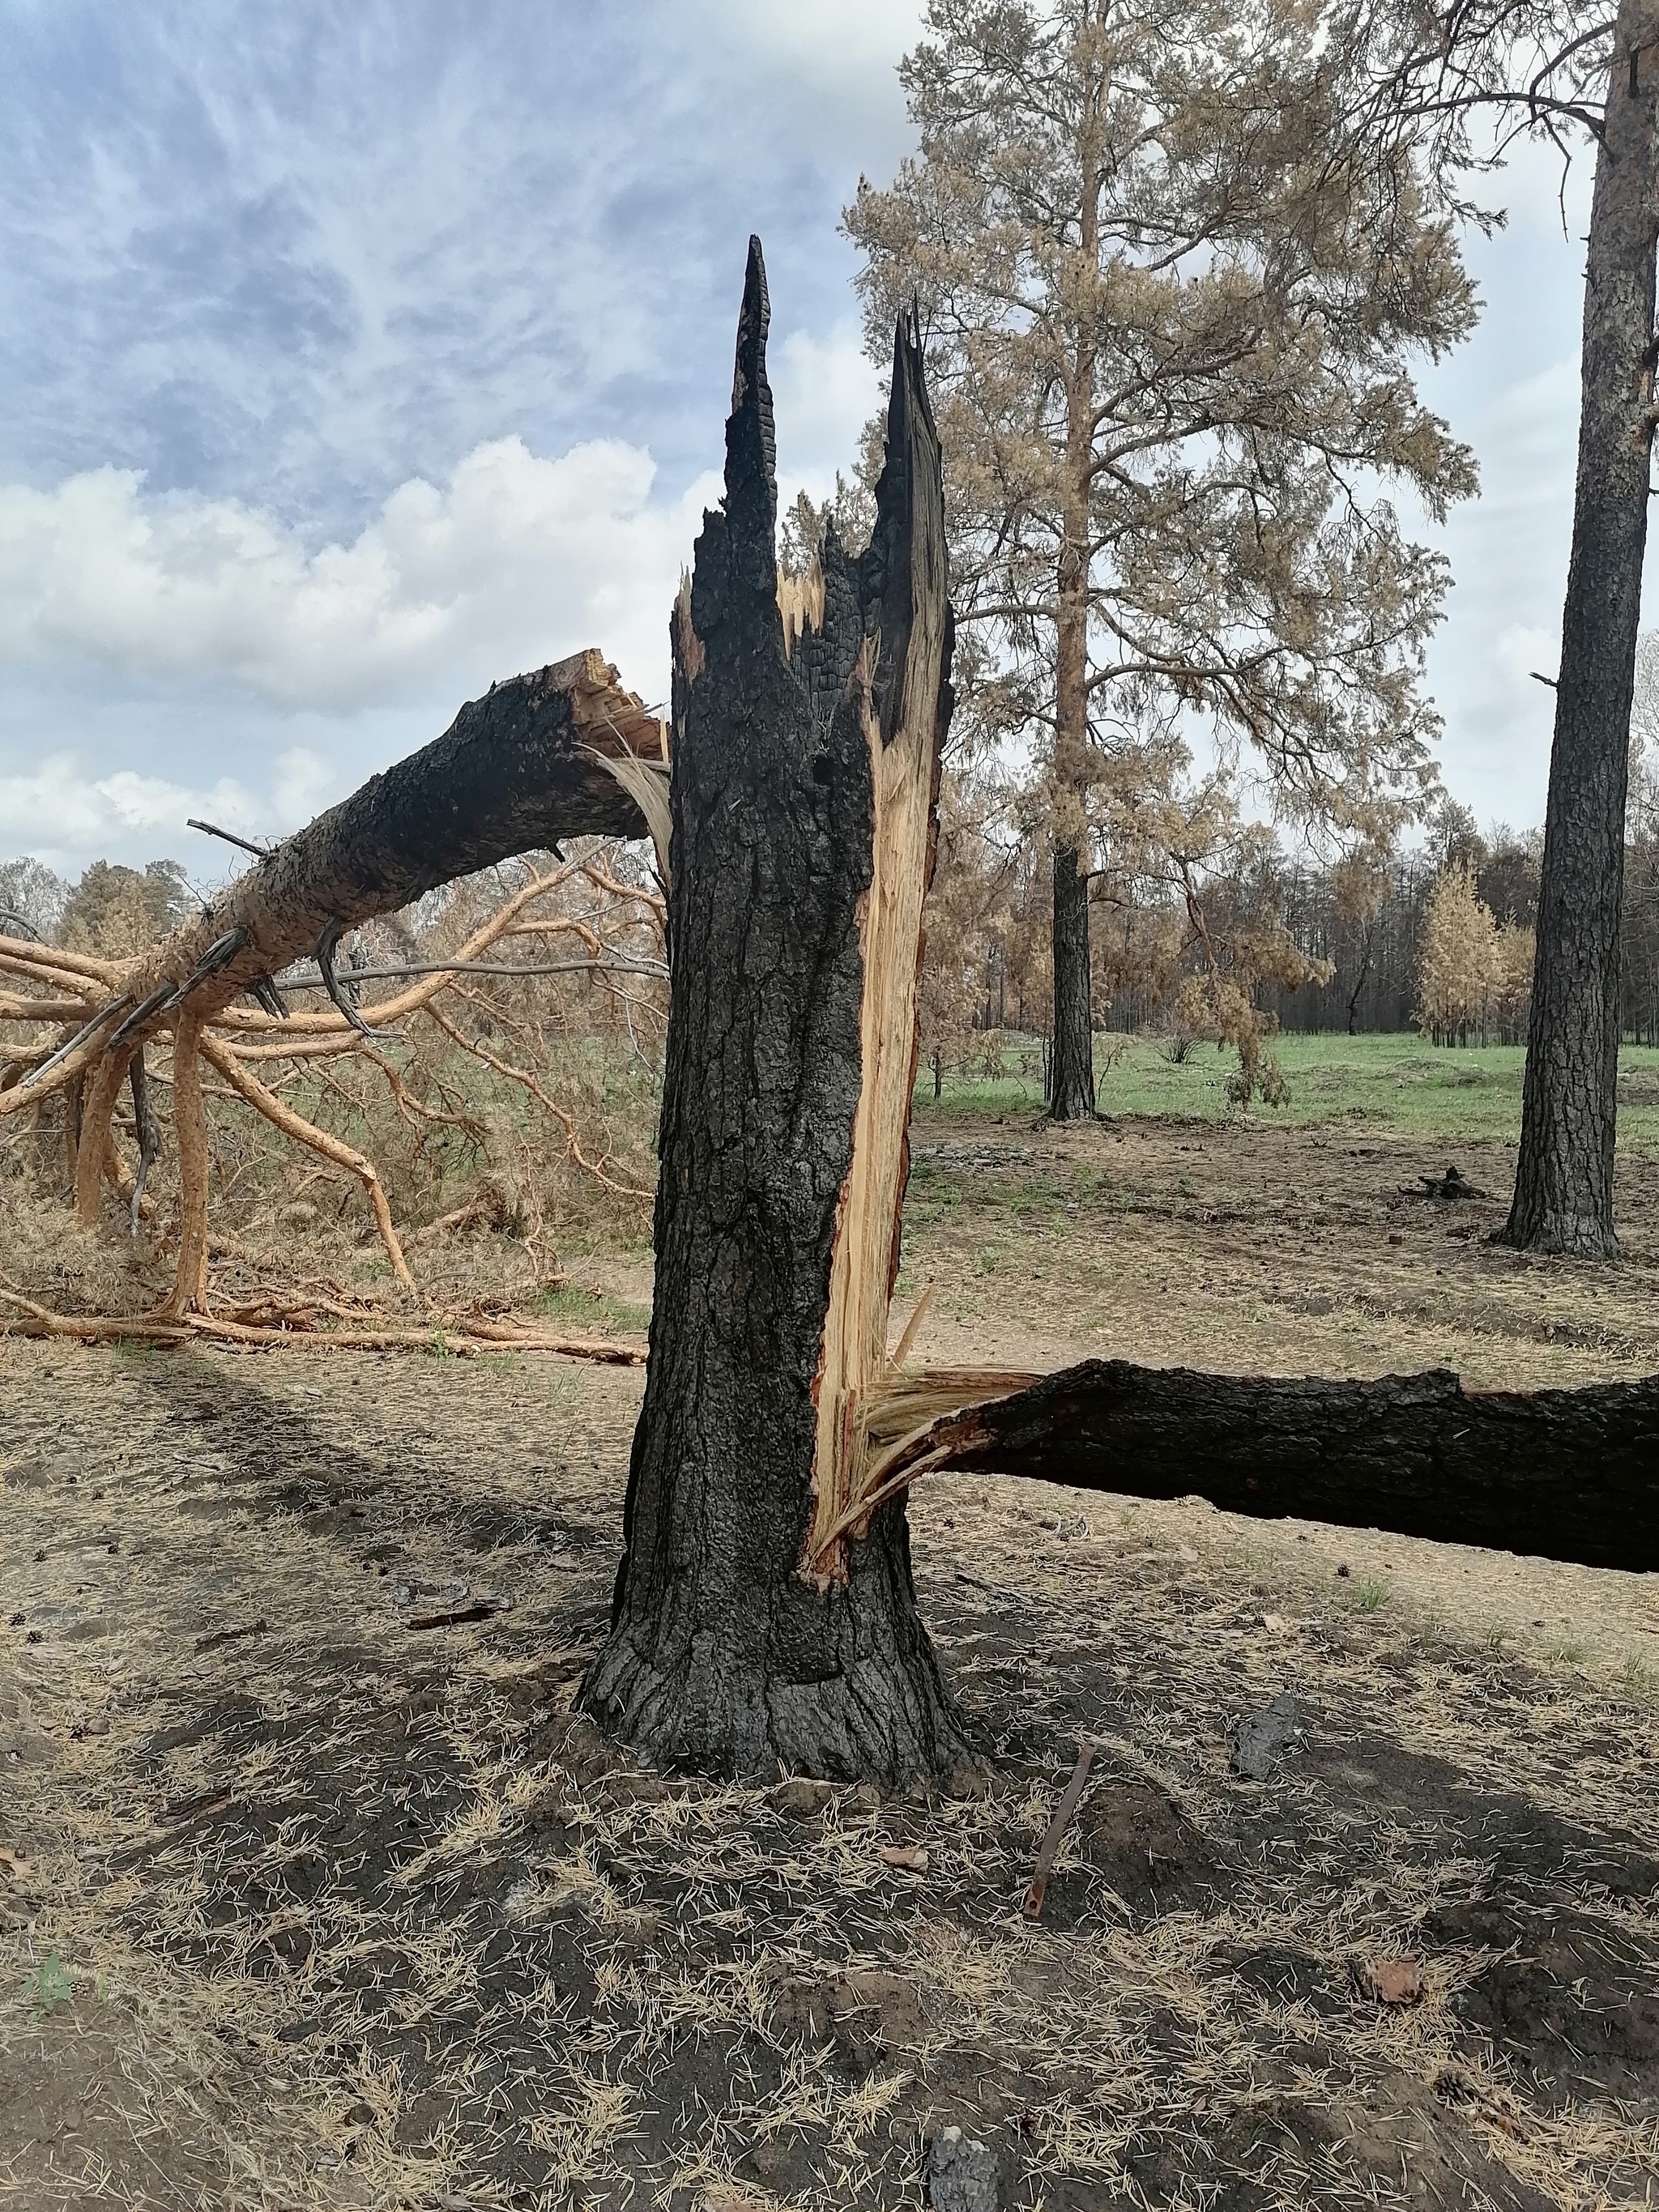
[534,1284,650,1335]
[1542,1635,1587,1667]
[108,1340,163,1367]
[24,1954,74,2014]
[1353,1576,1388,1612]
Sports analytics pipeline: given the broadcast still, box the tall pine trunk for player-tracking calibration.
[1503,0,1659,1258]
[1050,843,1096,1117]
[579,241,970,1783]
[1047,140,1103,1123]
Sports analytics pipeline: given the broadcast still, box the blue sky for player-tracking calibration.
[0,0,1608,876]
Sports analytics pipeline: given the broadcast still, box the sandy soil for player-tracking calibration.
[3,1113,1657,2209]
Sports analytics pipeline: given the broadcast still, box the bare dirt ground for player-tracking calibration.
[4,1112,1659,2210]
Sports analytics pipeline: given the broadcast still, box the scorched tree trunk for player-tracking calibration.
[1050,844,1097,1119]
[1503,0,1659,1258]
[579,241,972,1782]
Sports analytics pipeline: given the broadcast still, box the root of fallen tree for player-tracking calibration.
[0,649,667,1346]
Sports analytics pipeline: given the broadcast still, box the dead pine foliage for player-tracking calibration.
[0,650,669,1359]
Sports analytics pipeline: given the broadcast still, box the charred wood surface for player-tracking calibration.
[580,239,967,1782]
[1049,844,1097,1120]
[1504,1,1659,1258]
[892,1358,1659,1572]
[117,650,661,1042]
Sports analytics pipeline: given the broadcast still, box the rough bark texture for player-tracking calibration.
[1046,126,1102,1126]
[880,1359,1659,1574]
[1503,0,1659,1258]
[113,652,660,1051]
[579,239,970,1783]
[1049,844,1097,1119]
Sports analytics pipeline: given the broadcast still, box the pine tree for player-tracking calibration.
[847,0,1478,1118]
[1417,861,1498,1046]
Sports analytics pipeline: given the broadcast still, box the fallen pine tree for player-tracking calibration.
[854,1353,1659,1576]
[1,649,669,1329]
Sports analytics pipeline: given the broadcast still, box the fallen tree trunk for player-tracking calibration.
[4,647,660,1117]
[1,650,665,1312]
[866,1357,1659,1575]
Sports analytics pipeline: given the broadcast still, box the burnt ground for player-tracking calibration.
[3,1113,1659,2209]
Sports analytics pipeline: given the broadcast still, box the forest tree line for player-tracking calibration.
[909,722,1659,1075]
[10,723,1659,1124]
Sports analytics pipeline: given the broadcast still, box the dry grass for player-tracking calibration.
[2,1115,1658,2208]
[898,1113,1659,1391]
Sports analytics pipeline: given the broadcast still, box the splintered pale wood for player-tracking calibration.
[808,424,949,1570]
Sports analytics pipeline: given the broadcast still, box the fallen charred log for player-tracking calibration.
[873,1357,1659,1574]
[1,650,665,1316]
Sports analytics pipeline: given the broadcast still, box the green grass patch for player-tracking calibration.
[913,1031,1659,1151]
[532,1283,651,1336]
[106,1339,168,1368]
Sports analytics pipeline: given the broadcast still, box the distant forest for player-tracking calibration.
[1091,785,1659,1046]
[1260,811,1659,1043]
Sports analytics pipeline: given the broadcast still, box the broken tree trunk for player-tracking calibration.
[863,1357,1659,1575]
[96,646,659,1061]
[578,239,971,1782]
[1,649,665,1311]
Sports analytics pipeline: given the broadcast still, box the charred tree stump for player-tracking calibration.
[578,241,971,1782]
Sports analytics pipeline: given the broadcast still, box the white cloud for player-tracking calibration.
[1,752,266,866]
[0,310,882,752]
[710,0,923,75]
[1496,624,1559,690]
[702,0,922,156]
[0,437,721,717]
[0,319,889,873]
[770,321,885,505]
[271,747,335,826]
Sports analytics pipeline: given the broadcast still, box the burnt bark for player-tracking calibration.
[1503,0,1659,1259]
[882,1358,1659,1574]
[1050,844,1097,1118]
[579,240,970,1783]
[100,652,660,1052]
[1047,120,1102,1127]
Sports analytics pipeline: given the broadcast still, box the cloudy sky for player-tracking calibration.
[0,0,1606,878]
